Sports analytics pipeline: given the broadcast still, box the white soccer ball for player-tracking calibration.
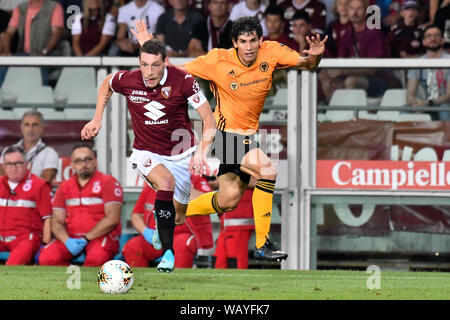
[97,260,134,294]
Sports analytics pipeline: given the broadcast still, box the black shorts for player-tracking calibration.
[211,131,258,184]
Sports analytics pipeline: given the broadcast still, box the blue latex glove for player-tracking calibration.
[65,237,88,256]
[143,227,155,245]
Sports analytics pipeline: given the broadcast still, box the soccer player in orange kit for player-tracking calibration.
[131,16,326,261]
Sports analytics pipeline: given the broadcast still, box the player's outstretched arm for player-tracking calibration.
[81,73,114,140]
[297,34,328,70]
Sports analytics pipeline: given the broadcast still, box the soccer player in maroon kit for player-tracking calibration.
[81,39,216,272]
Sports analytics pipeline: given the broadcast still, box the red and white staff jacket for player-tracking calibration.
[0,172,52,240]
[52,170,123,238]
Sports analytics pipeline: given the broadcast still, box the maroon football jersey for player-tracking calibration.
[280,0,327,34]
[110,66,205,157]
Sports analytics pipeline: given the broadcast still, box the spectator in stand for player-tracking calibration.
[323,0,351,57]
[0,146,52,265]
[406,24,450,120]
[111,0,164,56]
[155,0,204,57]
[289,10,316,56]
[433,0,450,52]
[0,109,59,185]
[123,179,215,268]
[187,0,233,57]
[386,0,425,58]
[0,0,68,86]
[229,0,268,36]
[38,143,123,266]
[71,0,117,56]
[213,179,255,269]
[0,0,66,56]
[319,0,398,102]
[279,0,328,35]
[262,4,298,51]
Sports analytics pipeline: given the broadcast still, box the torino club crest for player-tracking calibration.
[161,86,172,98]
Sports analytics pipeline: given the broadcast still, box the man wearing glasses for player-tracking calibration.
[407,24,450,121]
[0,146,52,265]
[38,143,123,266]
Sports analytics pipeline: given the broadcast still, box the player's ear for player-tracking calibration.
[164,57,170,67]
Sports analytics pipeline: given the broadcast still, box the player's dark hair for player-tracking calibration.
[292,10,311,25]
[71,142,96,157]
[231,16,263,41]
[264,5,284,20]
[139,39,167,61]
[423,24,442,36]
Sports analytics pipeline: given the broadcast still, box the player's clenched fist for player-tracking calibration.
[81,119,102,140]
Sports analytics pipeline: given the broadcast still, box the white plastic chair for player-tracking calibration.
[325,89,367,122]
[16,86,54,104]
[63,108,95,120]
[1,67,44,102]
[377,89,407,121]
[397,113,432,122]
[54,67,97,105]
[37,108,65,120]
[0,108,16,120]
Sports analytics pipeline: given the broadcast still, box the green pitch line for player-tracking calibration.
[0,266,448,300]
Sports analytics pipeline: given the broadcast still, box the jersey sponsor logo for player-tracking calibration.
[129,90,150,103]
[229,81,239,91]
[143,101,166,122]
[161,86,172,98]
[259,62,269,72]
[240,78,268,87]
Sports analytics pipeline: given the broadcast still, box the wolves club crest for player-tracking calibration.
[161,86,172,98]
[259,62,269,72]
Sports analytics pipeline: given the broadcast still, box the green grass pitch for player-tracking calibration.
[0,265,448,300]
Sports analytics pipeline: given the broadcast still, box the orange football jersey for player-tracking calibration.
[185,41,300,134]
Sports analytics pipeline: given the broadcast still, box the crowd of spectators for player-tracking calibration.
[0,0,448,102]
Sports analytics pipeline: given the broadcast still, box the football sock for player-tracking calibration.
[154,190,176,253]
[252,179,276,248]
[186,192,224,216]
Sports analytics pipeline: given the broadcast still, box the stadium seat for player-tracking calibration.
[0,107,16,120]
[377,89,406,121]
[37,107,65,120]
[1,67,44,103]
[63,107,95,120]
[54,67,97,105]
[397,113,432,122]
[16,86,55,104]
[325,89,367,122]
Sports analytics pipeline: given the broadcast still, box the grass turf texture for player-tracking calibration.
[0,266,448,300]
